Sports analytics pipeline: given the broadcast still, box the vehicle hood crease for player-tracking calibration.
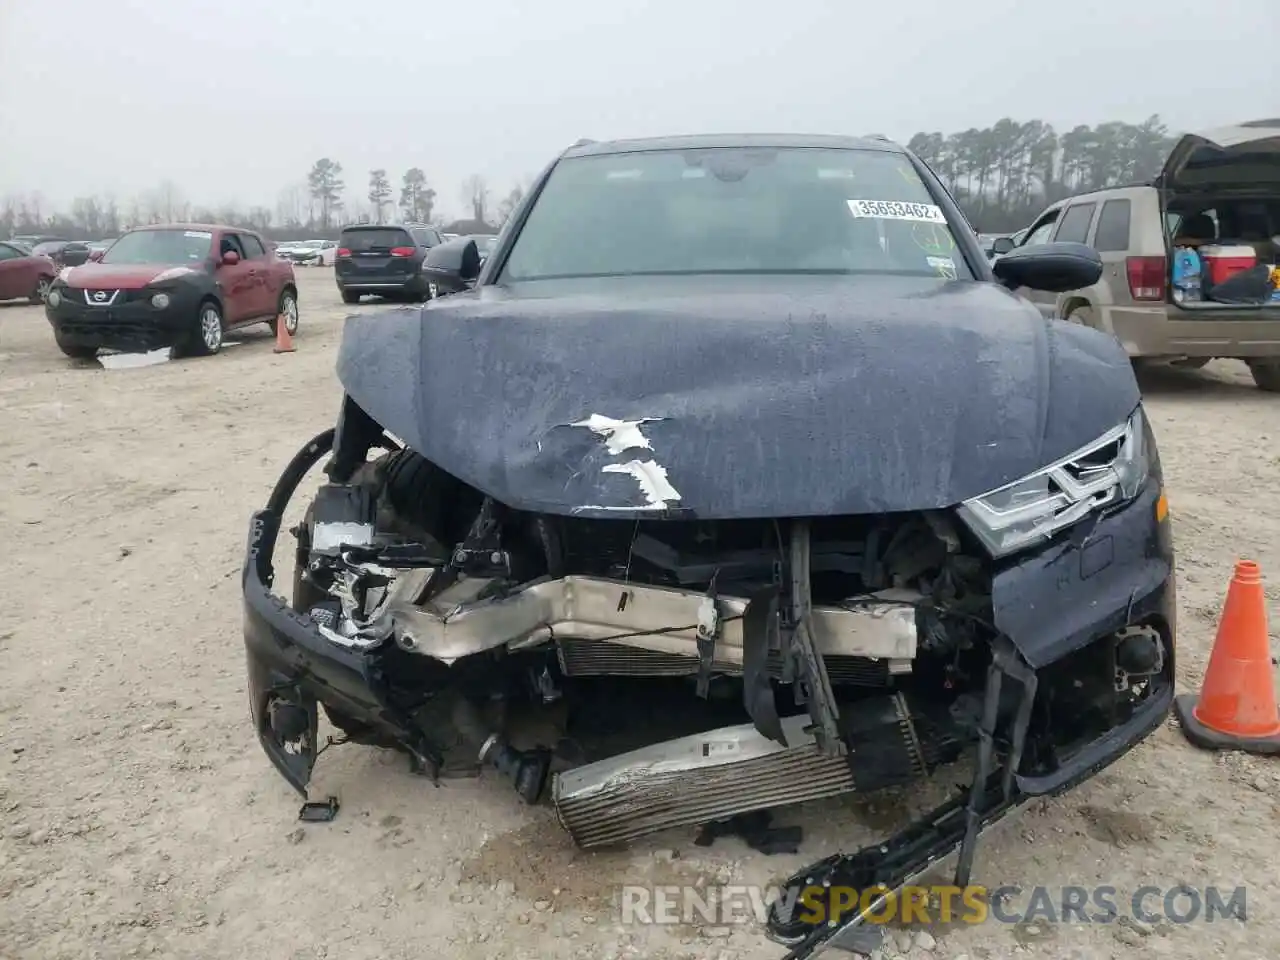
[335,280,1139,518]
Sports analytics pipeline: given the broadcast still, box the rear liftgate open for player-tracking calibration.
[766,636,1038,958]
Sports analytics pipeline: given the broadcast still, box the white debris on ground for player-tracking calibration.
[97,347,173,369]
[0,270,1278,960]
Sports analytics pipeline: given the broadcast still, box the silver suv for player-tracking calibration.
[990,119,1280,391]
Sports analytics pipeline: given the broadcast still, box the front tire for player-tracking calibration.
[1249,360,1280,392]
[186,300,224,357]
[341,289,361,305]
[30,276,52,305]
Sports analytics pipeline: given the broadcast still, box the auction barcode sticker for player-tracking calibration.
[847,199,946,224]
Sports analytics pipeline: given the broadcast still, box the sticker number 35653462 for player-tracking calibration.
[846,199,946,224]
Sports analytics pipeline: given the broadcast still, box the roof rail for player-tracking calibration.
[569,138,597,148]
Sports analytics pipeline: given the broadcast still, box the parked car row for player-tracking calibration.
[0,239,57,304]
[275,239,339,266]
[332,225,499,304]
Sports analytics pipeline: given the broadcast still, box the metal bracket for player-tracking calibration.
[413,498,503,605]
[787,520,844,758]
[768,636,1039,958]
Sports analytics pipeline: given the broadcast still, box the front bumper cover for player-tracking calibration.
[46,287,202,351]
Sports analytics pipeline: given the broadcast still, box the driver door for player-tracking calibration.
[214,232,255,324]
[1013,204,1063,319]
[238,233,277,318]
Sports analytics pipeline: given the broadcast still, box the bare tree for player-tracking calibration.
[495,183,526,226]
[143,180,188,223]
[246,207,273,231]
[124,196,144,230]
[0,195,17,239]
[102,194,120,235]
[461,175,490,225]
[276,184,306,229]
[27,191,46,227]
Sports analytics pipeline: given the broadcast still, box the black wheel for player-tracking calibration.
[54,334,97,360]
[341,289,361,305]
[269,287,299,336]
[186,299,224,356]
[30,275,52,305]
[1249,360,1280,393]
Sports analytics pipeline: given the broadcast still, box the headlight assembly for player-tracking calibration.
[956,406,1151,558]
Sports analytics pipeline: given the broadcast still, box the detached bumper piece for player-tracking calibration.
[765,633,1174,959]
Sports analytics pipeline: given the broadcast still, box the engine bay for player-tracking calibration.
[287,442,1004,845]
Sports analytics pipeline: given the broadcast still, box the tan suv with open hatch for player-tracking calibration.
[990,119,1280,391]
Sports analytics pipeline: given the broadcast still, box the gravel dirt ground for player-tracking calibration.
[2,269,1278,960]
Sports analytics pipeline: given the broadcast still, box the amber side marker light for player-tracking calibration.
[1156,489,1169,523]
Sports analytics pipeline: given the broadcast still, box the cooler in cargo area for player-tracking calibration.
[1200,244,1257,286]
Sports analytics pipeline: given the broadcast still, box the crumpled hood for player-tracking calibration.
[335,275,1139,519]
[62,262,197,289]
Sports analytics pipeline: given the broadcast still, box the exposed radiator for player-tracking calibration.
[552,696,956,848]
[552,714,857,848]
[556,637,892,686]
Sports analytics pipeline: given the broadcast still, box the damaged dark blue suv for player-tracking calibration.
[243,133,1175,957]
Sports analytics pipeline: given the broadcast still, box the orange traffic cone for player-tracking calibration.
[273,314,296,354]
[1173,559,1280,755]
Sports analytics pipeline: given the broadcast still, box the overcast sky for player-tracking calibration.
[1,0,1276,221]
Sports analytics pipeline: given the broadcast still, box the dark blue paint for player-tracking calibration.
[335,273,1140,519]
[991,480,1174,668]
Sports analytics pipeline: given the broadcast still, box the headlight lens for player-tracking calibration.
[46,290,62,307]
[956,406,1151,558]
[151,292,171,309]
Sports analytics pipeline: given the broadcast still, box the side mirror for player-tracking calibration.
[990,236,1016,256]
[422,237,482,295]
[89,249,105,262]
[992,241,1102,293]
[221,250,241,266]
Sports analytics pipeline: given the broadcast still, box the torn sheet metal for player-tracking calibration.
[374,572,920,665]
[569,414,662,454]
[333,282,1138,518]
[599,459,681,508]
